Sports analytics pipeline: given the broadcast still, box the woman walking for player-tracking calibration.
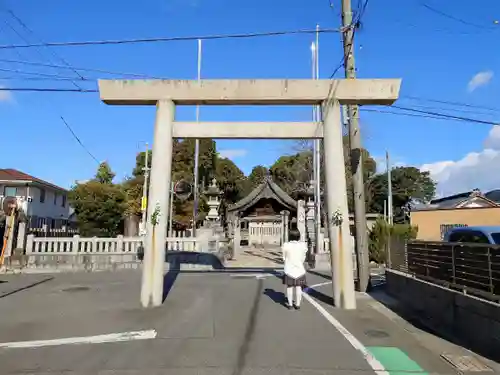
[282,229,308,310]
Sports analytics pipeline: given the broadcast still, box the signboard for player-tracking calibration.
[174,180,192,201]
[141,197,147,211]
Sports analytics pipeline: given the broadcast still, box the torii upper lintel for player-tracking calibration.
[98,78,401,106]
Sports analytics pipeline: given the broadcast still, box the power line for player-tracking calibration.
[396,102,499,117]
[60,116,100,164]
[0,10,84,90]
[1,84,497,126]
[0,66,90,80]
[0,28,343,49]
[401,95,500,112]
[362,106,499,125]
[2,6,86,83]
[391,105,498,125]
[0,58,159,78]
[419,1,498,30]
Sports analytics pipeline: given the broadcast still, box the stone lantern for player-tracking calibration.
[305,181,316,251]
[205,178,221,223]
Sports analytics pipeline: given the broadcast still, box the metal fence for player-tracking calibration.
[28,227,80,238]
[396,240,500,302]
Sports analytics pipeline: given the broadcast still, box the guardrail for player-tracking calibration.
[405,240,500,302]
[25,234,205,254]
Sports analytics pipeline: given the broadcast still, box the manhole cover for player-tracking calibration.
[61,286,90,293]
[441,354,492,372]
[364,329,390,338]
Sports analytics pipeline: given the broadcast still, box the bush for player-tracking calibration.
[368,217,417,264]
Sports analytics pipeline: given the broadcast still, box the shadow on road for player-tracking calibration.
[304,286,334,306]
[162,267,180,302]
[263,288,288,308]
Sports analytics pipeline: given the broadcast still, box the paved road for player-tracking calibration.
[0,270,496,374]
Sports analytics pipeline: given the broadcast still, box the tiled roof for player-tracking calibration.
[413,190,498,211]
[0,168,67,192]
[485,189,500,203]
[227,175,297,213]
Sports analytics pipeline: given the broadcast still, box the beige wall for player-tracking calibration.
[411,207,500,241]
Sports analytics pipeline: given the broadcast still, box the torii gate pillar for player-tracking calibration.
[98,78,401,309]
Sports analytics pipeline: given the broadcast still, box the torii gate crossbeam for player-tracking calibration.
[98,78,401,310]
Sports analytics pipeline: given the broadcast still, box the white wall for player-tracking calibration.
[27,186,71,219]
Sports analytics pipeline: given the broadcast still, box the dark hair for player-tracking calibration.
[288,230,301,241]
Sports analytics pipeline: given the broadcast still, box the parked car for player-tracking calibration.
[443,226,500,245]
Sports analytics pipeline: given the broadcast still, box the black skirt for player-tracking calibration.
[282,273,307,287]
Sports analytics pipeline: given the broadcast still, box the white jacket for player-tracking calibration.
[282,240,308,279]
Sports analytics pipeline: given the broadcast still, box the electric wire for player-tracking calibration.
[0,13,83,90]
[0,27,343,49]
[0,14,100,164]
[60,116,100,164]
[419,1,497,30]
[0,58,159,79]
[1,6,87,84]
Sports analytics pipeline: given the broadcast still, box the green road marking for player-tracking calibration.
[367,347,428,375]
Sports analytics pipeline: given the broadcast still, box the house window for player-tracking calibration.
[4,186,17,197]
[40,188,46,203]
[54,192,58,205]
[61,194,66,207]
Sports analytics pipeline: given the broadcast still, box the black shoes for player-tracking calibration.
[293,304,301,310]
[285,303,293,310]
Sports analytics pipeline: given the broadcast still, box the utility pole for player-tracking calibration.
[192,39,202,237]
[141,143,150,235]
[386,151,393,225]
[341,0,370,292]
[314,25,322,257]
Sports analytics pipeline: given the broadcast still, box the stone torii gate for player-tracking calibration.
[98,78,401,310]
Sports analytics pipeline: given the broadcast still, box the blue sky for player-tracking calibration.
[1,0,500,196]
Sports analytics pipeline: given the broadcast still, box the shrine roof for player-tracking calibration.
[227,176,296,213]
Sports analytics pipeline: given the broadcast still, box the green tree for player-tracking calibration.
[215,157,248,204]
[369,166,436,222]
[95,161,115,184]
[248,165,268,188]
[270,151,313,198]
[68,180,126,237]
[127,139,218,225]
[272,139,378,208]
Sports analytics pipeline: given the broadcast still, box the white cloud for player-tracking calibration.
[0,87,12,102]
[219,149,248,159]
[467,71,493,92]
[421,125,500,196]
[373,154,406,173]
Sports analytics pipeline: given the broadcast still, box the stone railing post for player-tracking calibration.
[25,234,35,254]
[16,221,27,252]
[72,235,80,253]
[306,199,315,251]
[233,215,241,258]
[281,210,290,243]
[91,237,98,253]
[116,235,124,252]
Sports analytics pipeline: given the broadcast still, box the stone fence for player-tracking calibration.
[3,235,226,273]
[386,269,500,362]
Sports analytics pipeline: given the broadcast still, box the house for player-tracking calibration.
[0,168,73,228]
[410,189,500,241]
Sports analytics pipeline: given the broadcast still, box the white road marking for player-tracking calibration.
[0,330,158,349]
[302,292,389,375]
[229,273,275,279]
[304,281,332,291]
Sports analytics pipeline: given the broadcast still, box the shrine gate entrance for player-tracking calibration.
[98,78,401,310]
